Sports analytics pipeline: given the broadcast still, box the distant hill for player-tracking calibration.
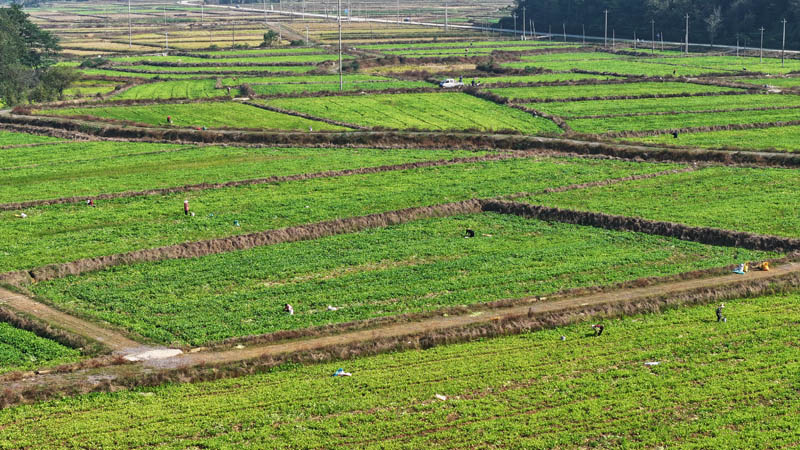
[501,1,799,50]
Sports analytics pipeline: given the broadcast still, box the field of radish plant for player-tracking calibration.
[0,130,62,147]
[626,125,800,152]
[569,107,800,134]
[0,146,484,202]
[0,157,674,272]
[533,94,800,118]
[38,102,348,131]
[525,166,800,238]
[488,82,741,101]
[267,93,562,133]
[0,323,81,374]
[29,213,774,345]
[2,292,797,448]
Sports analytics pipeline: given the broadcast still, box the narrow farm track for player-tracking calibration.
[0,287,142,352]
[168,261,800,369]
[3,261,798,407]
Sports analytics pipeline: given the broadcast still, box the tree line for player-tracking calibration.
[0,4,79,106]
[500,0,800,50]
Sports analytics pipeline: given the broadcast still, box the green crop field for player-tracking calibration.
[30,213,773,346]
[479,73,623,84]
[0,323,81,374]
[37,102,348,131]
[113,76,411,100]
[569,107,800,134]
[625,125,800,152]
[0,130,62,147]
[736,76,800,88]
[488,82,741,101]
[0,157,675,272]
[525,166,800,238]
[532,94,800,118]
[0,146,483,202]
[267,93,563,133]
[4,14,800,448]
[113,64,316,74]
[502,59,737,76]
[2,292,797,448]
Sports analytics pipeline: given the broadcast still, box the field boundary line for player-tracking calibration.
[3,194,798,285]
[602,118,800,138]
[569,104,800,120]
[2,112,799,166]
[0,153,517,211]
[242,100,369,130]
[3,264,798,409]
[512,90,756,104]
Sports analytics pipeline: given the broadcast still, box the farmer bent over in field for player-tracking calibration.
[592,324,604,336]
[284,303,294,315]
[183,199,190,216]
[716,303,725,322]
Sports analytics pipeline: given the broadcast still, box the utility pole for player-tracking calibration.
[445,1,448,33]
[760,27,765,62]
[532,20,535,39]
[128,0,132,48]
[634,30,637,49]
[522,7,525,40]
[396,0,399,23]
[651,19,655,54]
[582,24,585,44]
[604,9,608,47]
[263,0,268,29]
[736,36,739,57]
[684,14,689,55]
[612,28,615,48]
[232,17,236,47]
[338,0,343,92]
[782,18,788,67]
[563,23,566,42]
[164,5,168,51]
[513,13,517,35]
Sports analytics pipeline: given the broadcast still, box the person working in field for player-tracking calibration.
[284,303,294,315]
[183,199,190,216]
[716,303,725,322]
[592,324,604,336]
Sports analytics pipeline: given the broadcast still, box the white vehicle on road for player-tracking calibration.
[439,78,465,88]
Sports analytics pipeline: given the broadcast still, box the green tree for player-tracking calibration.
[0,4,62,106]
[260,30,278,47]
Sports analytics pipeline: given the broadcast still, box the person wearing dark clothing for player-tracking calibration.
[592,324,604,336]
[465,229,475,238]
[716,303,725,322]
[672,131,679,138]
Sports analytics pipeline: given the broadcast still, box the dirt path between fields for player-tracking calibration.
[0,287,142,352]
[167,261,800,369]
[2,261,798,406]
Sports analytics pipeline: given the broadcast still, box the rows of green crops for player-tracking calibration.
[3,292,797,448]
[625,124,800,152]
[570,107,800,134]
[109,54,345,65]
[267,93,562,133]
[489,81,740,101]
[0,157,674,272]
[0,146,483,203]
[502,59,737,76]
[111,64,316,74]
[524,166,800,238]
[38,102,347,131]
[30,213,774,346]
[533,94,800,118]
[0,130,62,147]
[113,79,431,100]
[0,323,81,374]
[478,73,622,84]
